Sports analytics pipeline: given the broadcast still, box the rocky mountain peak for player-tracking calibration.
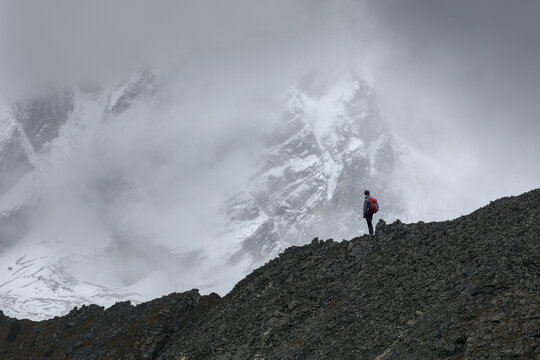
[105,68,157,117]
[223,77,402,267]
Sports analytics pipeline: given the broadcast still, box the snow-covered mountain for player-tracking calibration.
[0,70,404,320]
[222,76,403,266]
[0,246,142,320]
[0,79,146,320]
[0,88,74,251]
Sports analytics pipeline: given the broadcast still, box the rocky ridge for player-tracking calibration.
[1,188,538,359]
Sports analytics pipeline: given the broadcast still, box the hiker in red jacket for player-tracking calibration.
[363,190,378,235]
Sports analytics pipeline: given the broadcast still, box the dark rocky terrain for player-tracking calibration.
[1,188,539,359]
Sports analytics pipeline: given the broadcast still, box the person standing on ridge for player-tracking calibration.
[363,190,379,235]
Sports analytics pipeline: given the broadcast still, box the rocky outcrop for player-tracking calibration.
[1,188,538,359]
[13,89,74,153]
[0,290,220,360]
[104,68,156,117]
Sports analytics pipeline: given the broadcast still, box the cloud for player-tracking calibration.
[360,0,540,205]
[0,0,363,92]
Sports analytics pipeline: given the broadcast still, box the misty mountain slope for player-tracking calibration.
[224,78,403,266]
[0,89,76,251]
[1,188,538,360]
[0,88,75,192]
[0,73,159,320]
[0,106,34,197]
[13,89,75,153]
[0,247,143,321]
[0,71,408,320]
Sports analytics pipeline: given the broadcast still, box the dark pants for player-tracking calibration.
[365,213,374,235]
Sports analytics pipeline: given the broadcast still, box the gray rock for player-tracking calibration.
[14,88,74,152]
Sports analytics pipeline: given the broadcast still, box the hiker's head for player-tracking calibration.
[364,190,370,196]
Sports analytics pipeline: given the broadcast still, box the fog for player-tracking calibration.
[362,1,540,216]
[1,1,539,301]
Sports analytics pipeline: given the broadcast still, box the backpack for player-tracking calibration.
[368,196,379,214]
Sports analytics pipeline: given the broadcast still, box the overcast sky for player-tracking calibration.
[1,1,537,203]
[363,1,540,202]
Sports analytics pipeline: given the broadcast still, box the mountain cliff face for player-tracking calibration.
[1,189,538,359]
[223,78,402,265]
[0,90,74,248]
[0,71,405,320]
